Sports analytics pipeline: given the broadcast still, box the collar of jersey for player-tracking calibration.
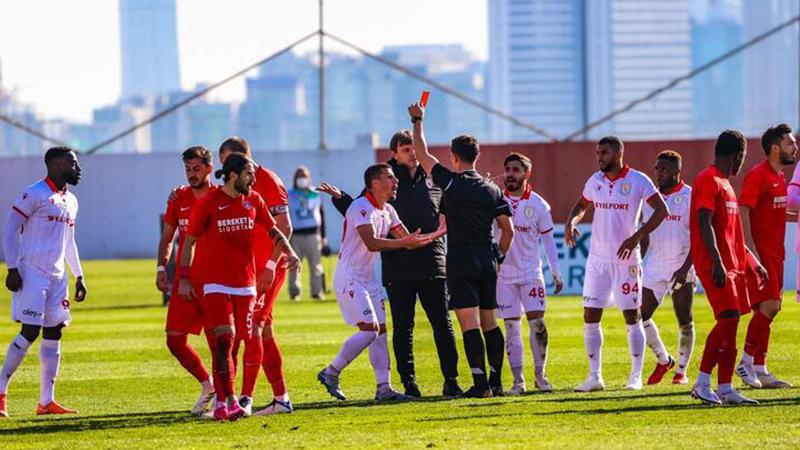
[44,176,66,194]
[603,164,630,182]
[504,184,532,200]
[662,181,685,196]
[365,191,383,209]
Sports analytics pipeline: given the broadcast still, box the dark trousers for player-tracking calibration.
[385,278,459,384]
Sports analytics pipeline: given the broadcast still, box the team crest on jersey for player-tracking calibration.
[595,184,601,191]
[425,178,433,189]
[243,200,252,210]
[524,206,534,218]
[628,265,639,277]
[674,195,683,205]
[22,193,28,200]
[621,183,632,196]
[360,210,367,217]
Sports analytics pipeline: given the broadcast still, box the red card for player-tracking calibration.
[420,91,430,108]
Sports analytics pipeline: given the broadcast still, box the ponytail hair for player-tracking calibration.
[215,153,253,182]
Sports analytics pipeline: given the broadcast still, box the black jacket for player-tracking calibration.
[332,158,446,284]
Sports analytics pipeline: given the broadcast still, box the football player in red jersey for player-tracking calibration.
[179,153,299,421]
[156,146,217,415]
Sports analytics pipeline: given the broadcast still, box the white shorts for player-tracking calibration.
[582,257,642,311]
[642,261,697,304]
[496,276,547,319]
[334,273,386,326]
[11,264,71,327]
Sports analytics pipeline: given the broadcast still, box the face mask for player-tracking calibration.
[296,177,310,189]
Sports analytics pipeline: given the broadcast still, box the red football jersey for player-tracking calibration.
[187,188,276,288]
[690,165,747,275]
[252,166,289,269]
[163,185,216,281]
[738,160,787,260]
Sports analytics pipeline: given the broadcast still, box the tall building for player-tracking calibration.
[119,0,181,100]
[742,0,799,135]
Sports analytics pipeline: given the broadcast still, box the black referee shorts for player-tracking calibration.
[446,245,498,310]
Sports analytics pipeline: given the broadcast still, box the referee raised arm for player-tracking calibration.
[408,101,514,398]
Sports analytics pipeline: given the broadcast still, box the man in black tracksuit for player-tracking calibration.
[320,131,463,398]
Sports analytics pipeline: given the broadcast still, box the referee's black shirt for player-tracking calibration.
[430,164,511,247]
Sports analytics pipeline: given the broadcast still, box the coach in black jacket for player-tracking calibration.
[319,131,462,398]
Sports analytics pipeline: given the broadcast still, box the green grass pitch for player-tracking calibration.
[0,259,799,449]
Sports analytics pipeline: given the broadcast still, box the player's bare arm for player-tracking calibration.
[65,225,87,302]
[564,197,591,248]
[495,214,514,256]
[670,251,693,291]
[745,247,769,290]
[618,193,667,260]
[258,227,301,293]
[156,223,177,293]
[427,214,447,240]
[177,234,198,300]
[272,209,293,240]
[408,102,439,175]
[357,224,430,252]
[639,232,650,258]
[3,209,28,292]
[698,209,727,288]
[739,205,761,262]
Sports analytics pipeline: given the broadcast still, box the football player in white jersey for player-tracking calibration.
[496,153,563,394]
[1,147,87,417]
[317,163,433,402]
[639,150,696,386]
[565,136,667,392]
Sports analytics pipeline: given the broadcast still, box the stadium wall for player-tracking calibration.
[0,136,376,260]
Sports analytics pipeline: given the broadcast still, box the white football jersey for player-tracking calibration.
[498,186,555,283]
[10,178,79,277]
[642,182,691,266]
[337,194,402,281]
[581,165,659,263]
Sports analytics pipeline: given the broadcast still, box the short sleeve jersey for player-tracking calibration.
[738,160,787,260]
[642,182,692,265]
[580,165,659,262]
[252,166,289,270]
[163,185,216,282]
[10,177,78,277]
[338,194,402,281]
[498,186,555,283]
[690,165,746,275]
[187,189,276,288]
[431,164,511,248]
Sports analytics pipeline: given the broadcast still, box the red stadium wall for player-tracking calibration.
[377,138,792,221]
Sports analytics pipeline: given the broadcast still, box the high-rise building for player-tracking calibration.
[119,0,181,100]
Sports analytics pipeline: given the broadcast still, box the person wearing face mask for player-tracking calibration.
[287,166,327,301]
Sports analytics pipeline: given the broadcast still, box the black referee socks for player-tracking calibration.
[462,329,488,389]
[483,327,505,388]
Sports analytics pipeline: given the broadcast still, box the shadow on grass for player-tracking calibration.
[296,394,457,411]
[537,390,691,403]
[0,410,196,436]
[535,395,800,416]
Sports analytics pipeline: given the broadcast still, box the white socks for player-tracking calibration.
[696,371,711,386]
[529,318,548,376]
[740,352,754,366]
[329,330,378,375]
[584,322,603,377]
[368,332,391,386]
[677,322,695,375]
[39,339,61,406]
[627,321,646,378]
[643,319,670,364]
[504,319,525,384]
[0,334,33,395]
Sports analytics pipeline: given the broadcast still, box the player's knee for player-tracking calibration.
[260,324,273,340]
[526,311,544,321]
[622,309,641,324]
[166,333,187,352]
[20,324,41,343]
[41,324,64,341]
[378,323,387,335]
[583,307,602,323]
[717,309,740,320]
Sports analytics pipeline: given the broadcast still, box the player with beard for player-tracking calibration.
[639,150,696,385]
[1,147,87,417]
[736,124,796,389]
[565,136,668,392]
[179,153,299,420]
[690,130,766,406]
[156,146,217,415]
[496,153,563,394]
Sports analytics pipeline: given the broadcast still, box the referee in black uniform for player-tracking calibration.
[319,130,463,398]
[409,101,514,398]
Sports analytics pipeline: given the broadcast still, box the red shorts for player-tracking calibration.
[746,256,783,306]
[698,270,750,318]
[253,265,287,327]
[201,293,255,339]
[166,283,205,335]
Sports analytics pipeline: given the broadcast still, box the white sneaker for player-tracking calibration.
[238,396,253,417]
[690,383,722,405]
[717,388,759,405]
[191,384,215,415]
[574,375,605,393]
[505,382,527,396]
[534,374,553,392]
[736,363,763,388]
[253,399,294,416]
[757,373,793,389]
[626,374,643,390]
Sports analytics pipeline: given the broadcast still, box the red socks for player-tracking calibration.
[166,334,210,384]
[744,310,772,365]
[241,334,264,398]
[212,334,235,402]
[699,316,739,383]
[263,337,287,397]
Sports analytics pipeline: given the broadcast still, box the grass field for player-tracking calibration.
[1,259,799,449]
